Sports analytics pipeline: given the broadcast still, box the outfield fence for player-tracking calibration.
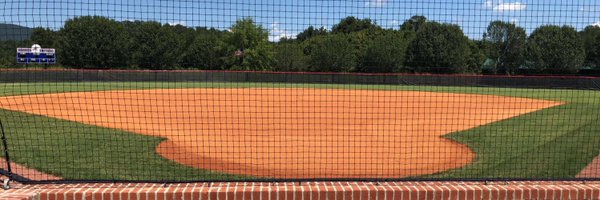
[0,69,599,89]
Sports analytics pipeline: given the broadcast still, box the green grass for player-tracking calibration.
[0,82,599,180]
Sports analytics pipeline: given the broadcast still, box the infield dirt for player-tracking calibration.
[0,88,562,178]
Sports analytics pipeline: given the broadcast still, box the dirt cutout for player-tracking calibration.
[2,162,61,181]
[0,88,562,178]
[577,156,600,178]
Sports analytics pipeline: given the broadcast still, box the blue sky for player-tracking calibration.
[2,0,600,40]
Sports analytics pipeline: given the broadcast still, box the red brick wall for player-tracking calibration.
[2,181,600,200]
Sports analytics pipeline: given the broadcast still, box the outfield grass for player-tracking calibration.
[0,82,599,180]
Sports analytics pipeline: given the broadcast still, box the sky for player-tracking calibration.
[1,0,600,41]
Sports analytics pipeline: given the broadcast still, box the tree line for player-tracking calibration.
[1,15,600,75]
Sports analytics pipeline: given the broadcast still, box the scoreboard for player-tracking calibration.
[16,45,56,64]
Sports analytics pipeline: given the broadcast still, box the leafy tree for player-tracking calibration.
[527,25,585,74]
[580,25,600,68]
[171,25,199,65]
[405,22,471,73]
[483,21,527,75]
[30,27,59,48]
[400,16,428,32]
[593,37,600,69]
[273,42,309,72]
[155,24,184,69]
[125,21,181,69]
[0,40,29,68]
[467,40,486,74]
[305,34,357,72]
[346,27,387,57]
[60,16,128,68]
[331,16,380,34]
[179,30,226,69]
[222,18,273,70]
[358,30,410,73]
[296,26,328,41]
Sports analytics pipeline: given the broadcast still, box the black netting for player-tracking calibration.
[0,0,600,183]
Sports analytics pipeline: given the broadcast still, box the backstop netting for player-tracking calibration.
[0,0,599,183]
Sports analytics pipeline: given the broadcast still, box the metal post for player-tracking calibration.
[0,119,12,189]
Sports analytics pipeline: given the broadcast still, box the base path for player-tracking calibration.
[0,88,562,178]
[577,155,600,178]
[2,162,61,181]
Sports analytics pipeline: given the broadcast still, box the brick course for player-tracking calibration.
[2,181,600,200]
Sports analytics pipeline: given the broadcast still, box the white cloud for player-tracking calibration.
[484,0,527,12]
[389,20,399,25]
[366,0,386,7]
[593,22,600,27]
[168,21,186,26]
[269,22,294,42]
[495,2,526,11]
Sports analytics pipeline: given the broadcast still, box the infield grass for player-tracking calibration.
[0,82,599,180]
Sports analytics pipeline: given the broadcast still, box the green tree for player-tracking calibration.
[483,21,527,75]
[400,16,428,32]
[0,40,29,68]
[222,18,273,70]
[156,24,186,69]
[305,34,357,72]
[30,27,58,48]
[358,30,410,73]
[346,27,387,59]
[527,25,585,74]
[296,26,328,41]
[273,42,309,72]
[467,40,486,74]
[331,16,380,34]
[60,16,128,68]
[171,24,199,66]
[405,22,471,73]
[125,21,181,69]
[179,30,226,69]
[580,25,600,68]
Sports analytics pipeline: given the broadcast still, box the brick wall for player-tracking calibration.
[2,181,600,200]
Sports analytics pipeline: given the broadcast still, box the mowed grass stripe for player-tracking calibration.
[0,82,598,180]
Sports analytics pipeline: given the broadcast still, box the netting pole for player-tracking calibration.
[0,119,12,189]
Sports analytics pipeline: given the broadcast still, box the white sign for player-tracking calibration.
[16,44,55,54]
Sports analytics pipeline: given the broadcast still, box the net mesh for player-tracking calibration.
[0,0,599,183]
